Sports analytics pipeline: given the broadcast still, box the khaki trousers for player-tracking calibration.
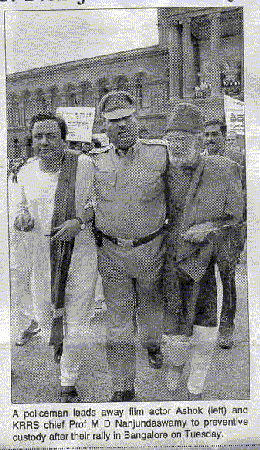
[97,234,165,391]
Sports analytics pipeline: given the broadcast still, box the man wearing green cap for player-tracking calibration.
[91,90,168,401]
[162,102,244,399]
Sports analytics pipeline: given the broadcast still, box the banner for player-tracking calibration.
[224,94,245,135]
[56,107,95,142]
[3,3,260,450]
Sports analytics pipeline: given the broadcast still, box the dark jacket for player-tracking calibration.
[163,153,244,335]
[166,154,244,281]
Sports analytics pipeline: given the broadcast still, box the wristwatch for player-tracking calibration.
[75,217,86,230]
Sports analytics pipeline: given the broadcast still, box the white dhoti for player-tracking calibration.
[163,326,218,394]
[163,265,223,395]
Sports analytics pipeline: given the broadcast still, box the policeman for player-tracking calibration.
[91,90,168,402]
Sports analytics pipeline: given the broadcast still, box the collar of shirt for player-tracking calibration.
[114,146,134,159]
[114,138,141,158]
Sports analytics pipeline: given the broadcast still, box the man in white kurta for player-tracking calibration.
[9,113,99,402]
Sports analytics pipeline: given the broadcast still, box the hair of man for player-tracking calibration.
[29,113,67,141]
[204,119,227,137]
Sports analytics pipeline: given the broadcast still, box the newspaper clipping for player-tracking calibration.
[0,0,260,448]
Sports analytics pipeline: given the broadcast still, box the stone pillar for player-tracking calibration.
[168,24,181,102]
[209,13,222,97]
[181,18,196,99]
[74,84,83,106]
[93,83,100,110]
[59,86,67,107]
[49,86,59,112]
[43,90,53,111]
[22,89,32,129]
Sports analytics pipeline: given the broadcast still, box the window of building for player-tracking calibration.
[98,78,110,101]
[115,76,128,91]
[35,89,46,114]
[135,72,150,109]
[80,81,94,106]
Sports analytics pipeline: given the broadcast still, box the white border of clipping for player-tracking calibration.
[1,0,260,448]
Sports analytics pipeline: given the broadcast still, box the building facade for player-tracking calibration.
[6,6,243,158]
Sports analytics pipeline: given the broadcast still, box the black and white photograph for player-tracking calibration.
[5,5,249,406]
[2,1,260,448]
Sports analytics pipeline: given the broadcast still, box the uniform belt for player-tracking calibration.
[98,225,166,248]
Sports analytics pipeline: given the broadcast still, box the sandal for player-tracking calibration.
[147,345,163,369]
[60,386,78,403]
[111,388,135,402]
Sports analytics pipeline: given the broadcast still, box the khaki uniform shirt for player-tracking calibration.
[90,139,168,239]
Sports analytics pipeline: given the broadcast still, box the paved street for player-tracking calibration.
[11,253,249,404]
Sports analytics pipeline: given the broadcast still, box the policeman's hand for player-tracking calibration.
[14,210,34,232]
[182,222,215,243]
[51,219,82,242]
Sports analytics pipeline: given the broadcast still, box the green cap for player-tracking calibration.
[167,102,204,133]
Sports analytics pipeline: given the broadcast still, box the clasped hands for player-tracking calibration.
[51,219,84,241]
[181,221,216,243]
[51,205,94,241]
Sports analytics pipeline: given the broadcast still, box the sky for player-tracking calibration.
[5,8,159,74]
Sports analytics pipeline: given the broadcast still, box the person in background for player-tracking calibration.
[90,90,168,402]
[224,131,246,195]
[8,156,26,183]
[224,131,244,166]
[203,119,226,156]
[203,120,246,349]
[163,103,244,399]
[8,135,36,182]
[9,112,99,403]
[22,135,34,159]
[223,129,247,312]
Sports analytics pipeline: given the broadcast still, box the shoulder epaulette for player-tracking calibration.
[65,149,82,156]
[141,138,167,146]
[89,145,111,155]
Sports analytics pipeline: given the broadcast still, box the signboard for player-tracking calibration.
[56,107,95,142]
[224,94,245,135]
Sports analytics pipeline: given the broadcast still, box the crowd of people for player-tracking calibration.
[8,90,246,403]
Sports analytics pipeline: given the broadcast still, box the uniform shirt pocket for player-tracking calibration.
[95,170,117,201]
[126,167,163,202]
